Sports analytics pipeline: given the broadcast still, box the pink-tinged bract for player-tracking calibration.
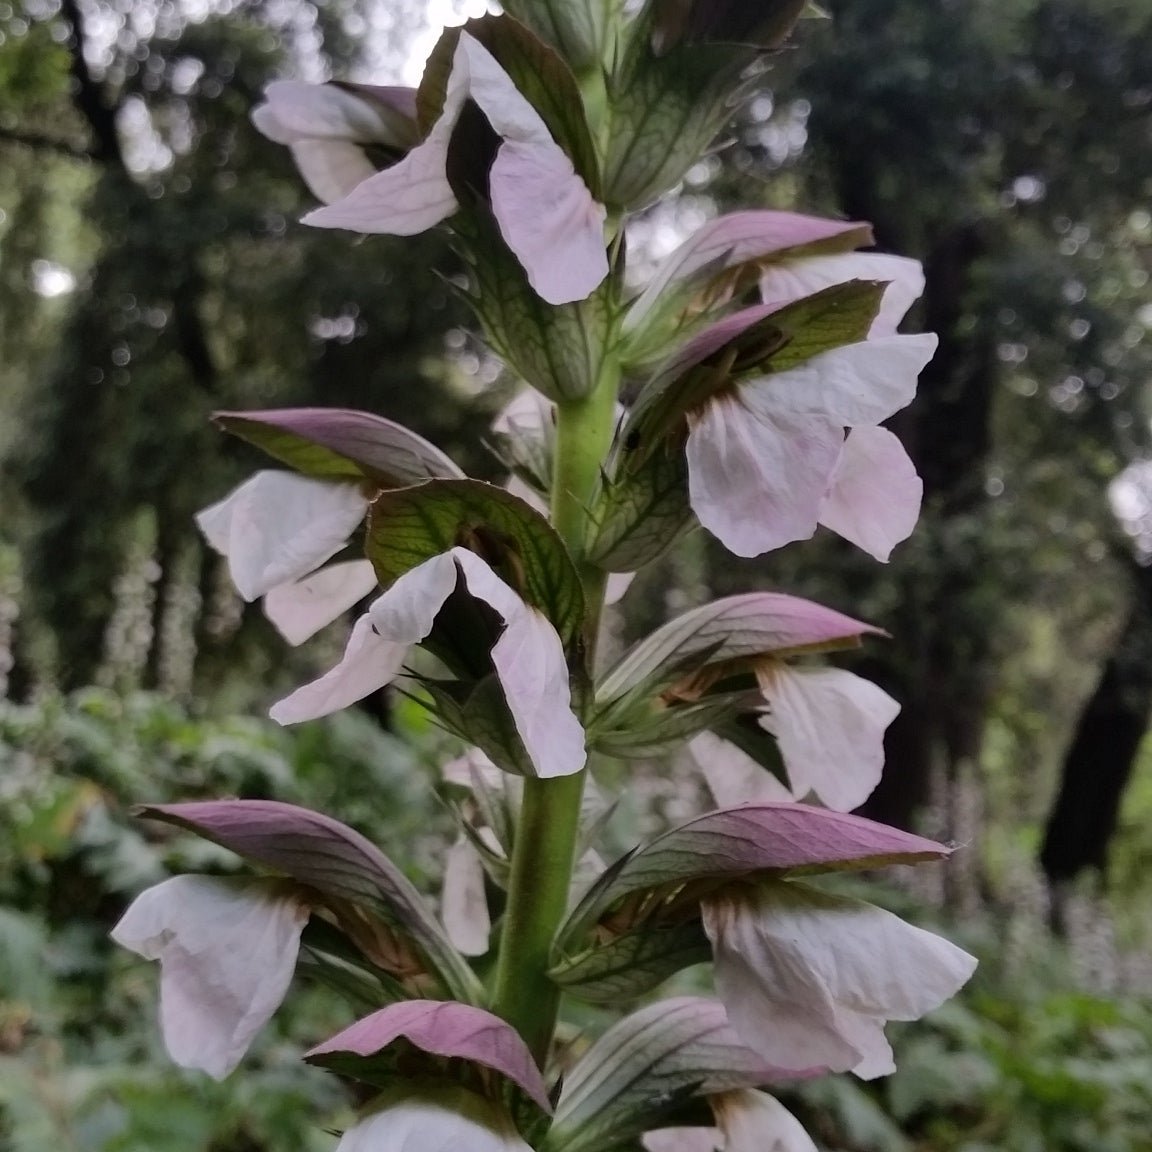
[627,211,873,330]
[307,999,551,1112]
[598,591,883,701]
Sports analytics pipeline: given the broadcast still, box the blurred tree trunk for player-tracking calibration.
[1040,562,1152,893]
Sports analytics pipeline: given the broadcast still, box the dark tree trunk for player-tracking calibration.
[1040,564,1152,887]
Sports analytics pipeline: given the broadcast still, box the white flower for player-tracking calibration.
[263,558,380,645]
[196,470,374,641]
[755,662,901,812]
[703,881,977,1079]
[303,34,607,306]
[336,1086,533,1152]
[270,547,585,779]
[686,332,936,559]
[441,833,494,957]
[643,1089,819,1152]
[251,81,418,204]
[110,876,309,1080]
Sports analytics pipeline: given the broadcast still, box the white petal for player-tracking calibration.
[758,334,937,427]
[604,571,636,606]
[458,33,553,145]
[270,552,458,724]
[195,471,368,602]
[760,253,925,337]
[757,664,900,812]
[289,139,378,204]
[453,549,586,779]
[714,1090,819,1152]
[252,80,411,145]
[490,140,608,304]
[441,835,491,956]
[689,731,795,807]
[819,426,922,562]
[492,389,554,437]
[704,882,977,1079]
[302,54,468,235]
[643,1129,720,1152]
[337,1086,533,1152]
[441,746,503,791]
[686,393,843,558]
[263,559,379,645]
[111,876,308,1080]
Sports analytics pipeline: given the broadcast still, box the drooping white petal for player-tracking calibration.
[252,80,415,146]
[289,139,379,204]
[454,550,585,779]
[111,876,308,1080]
[686,393,843,558]
[195,471,368,602]
[703,882,977,1079]
[302,48,469,235]
[441,835,491,956]
[713,1090,819,1152]
[489,140,608,305]
[689,730,794,807]
[819,426,922,562]
[760,253,925,337]
[263,559,379,645]
[756,334,938,427]
[270,552,458,724]
[336,1086,533,1152]
[756,663,900,812]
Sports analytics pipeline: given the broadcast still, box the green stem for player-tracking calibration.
[491,359,620,1064]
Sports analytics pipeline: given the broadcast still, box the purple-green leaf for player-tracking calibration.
[545,996,810,1152]
[306,1000,551,1113]
[597,592,883,703]
[213,408,463,486]
[558,803,952,948]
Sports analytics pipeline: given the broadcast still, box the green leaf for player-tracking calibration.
[759,278,885,372]
[456,208,616,402]
[424,675,538,778]
[588,694,745,760]
[498,0,611,71]
[366,478,585,643]
[603,18,756,209]
[213,408,464,486]
[545,997,771,1152]
[548,919,712,1003]
[625,280,886,454]
[586,445,695,572]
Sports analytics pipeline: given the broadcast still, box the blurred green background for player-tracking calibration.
[2,0,1152,1148]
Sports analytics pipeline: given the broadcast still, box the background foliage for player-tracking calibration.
[1,0,1151,1148]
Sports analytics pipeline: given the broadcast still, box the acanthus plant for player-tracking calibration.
[111,3,977,1149]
